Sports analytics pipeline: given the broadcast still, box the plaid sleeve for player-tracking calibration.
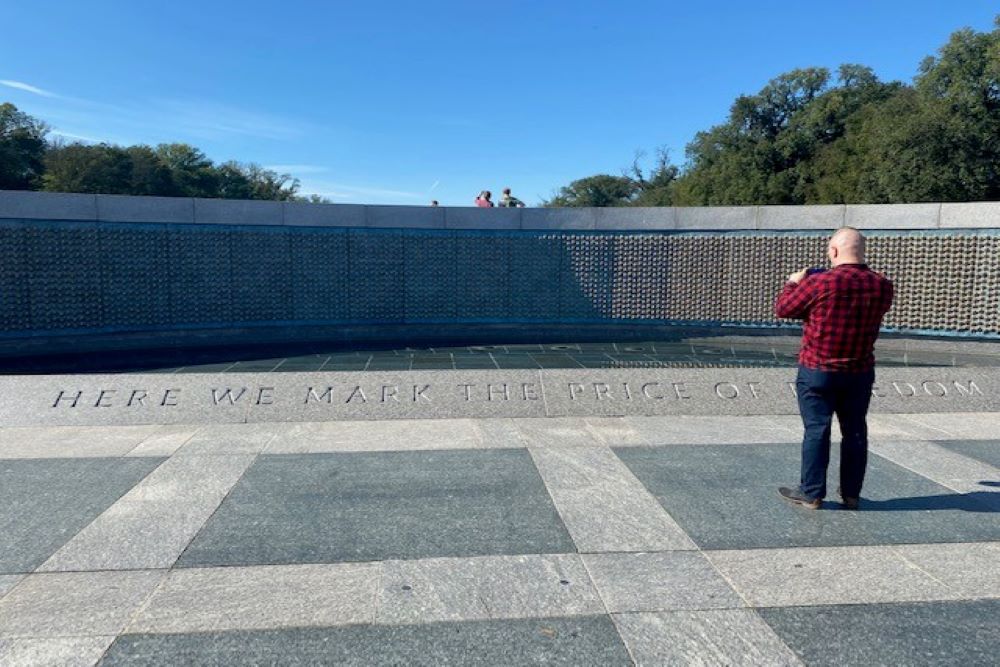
[774,279,818,320]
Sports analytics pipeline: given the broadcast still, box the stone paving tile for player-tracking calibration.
[583,552,744,613]
[125,425,200,457]
[177,449,574,567]
[512,418,604,448]
[706,545,955,608]
[615,443,1000,550]
[0,457,164,574]
[529,447,696,552]
[758,599,1000,667]
[769,413,956,441]
[377,554,603,625]
[472,418,525,447]
[934,439,1000,469]
[0,425,160,459]
[626,416,798,446]
[0,576,22,600]
[897,412,1000,440]
[40,455,256,571]
[894,542,1000,599]
[101,616,632,666]
[265,419,485,453]
[174,423,278,455]
[583,418,649,446]
[613,610,802,666]
[0,636,116,667]
[128,563,378,634]
[871,440,1000,509]
[0,570,164,637]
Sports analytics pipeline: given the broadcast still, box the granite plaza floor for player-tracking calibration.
[0,412,998,665]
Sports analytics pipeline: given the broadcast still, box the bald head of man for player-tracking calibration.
[828,226,865,266]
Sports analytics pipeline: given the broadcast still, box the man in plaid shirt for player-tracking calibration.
[774,227,893,510]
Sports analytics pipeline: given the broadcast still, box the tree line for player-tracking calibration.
[545,18,1000,207]
[0,104,312,201]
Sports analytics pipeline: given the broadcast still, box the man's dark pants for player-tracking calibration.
[796,365,875,500]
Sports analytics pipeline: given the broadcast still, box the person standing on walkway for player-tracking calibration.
[475,191,494,207]
[774,227,893,510]
[499,188,526,208]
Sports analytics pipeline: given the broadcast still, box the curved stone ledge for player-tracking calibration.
[2,190,999,230]
[1,367,996,427]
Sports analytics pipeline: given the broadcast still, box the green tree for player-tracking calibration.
[154,143,219,197]
[125,145,178,196]
[0,102,48,190]
[544,174,639,207]
[42,143,134,194]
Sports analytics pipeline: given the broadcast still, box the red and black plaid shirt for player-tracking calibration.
[774,264,893,372]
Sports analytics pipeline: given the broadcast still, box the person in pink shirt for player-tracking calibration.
[475,191,494,207]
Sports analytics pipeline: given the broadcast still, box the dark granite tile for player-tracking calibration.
[494,355,542,369]
[614,444,1000,550]
[177,449,574,567]
[759,599,1000,667]
[0,457,164,574]
[933,440,1000,469]
[453,358,499,369]
[100,616,631,666]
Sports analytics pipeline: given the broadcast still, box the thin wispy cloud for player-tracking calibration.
[429,179,440,192]
[49,129,106,143]
[265,164,330,174]
[0,79,58,98]
[301,179,425,204]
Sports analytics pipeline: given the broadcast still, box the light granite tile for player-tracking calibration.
[0,570,164,637]
[895,542,1000,598]
[265,419,485,453]
[583,552,743,613]
[706,545,955,607]
[529,447,695,552]
[473,418,525,448]
[627,416,798,445]
[39,454,256,571]
[128,563,378,633]
[770,414,956,441]
[613,610,803,666]
[175,423,278,455]
[871,440,1000,499]
[511,418,604,448]
[125,425,200,457]
[0,425,159,459]
[583,418,650,446]
[377,554,603,625]
[0,636,116,667]
[894,412,1000,440]
[0,576,22,600]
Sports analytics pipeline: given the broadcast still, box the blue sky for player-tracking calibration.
[2,1,997,205]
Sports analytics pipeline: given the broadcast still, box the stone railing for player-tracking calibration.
[1,191,998,354]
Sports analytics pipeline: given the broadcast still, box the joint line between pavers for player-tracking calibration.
[888,545,956,593]
[168,451,262,569]
[124,425,202,457]
[700,551,756,610]
[871,442,997,495]
[119,570,171,637]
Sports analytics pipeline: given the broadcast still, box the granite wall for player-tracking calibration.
[1,191,998,348]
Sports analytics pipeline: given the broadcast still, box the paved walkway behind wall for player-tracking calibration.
[1,412,998,665]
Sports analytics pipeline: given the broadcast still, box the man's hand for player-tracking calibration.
[787,268,809,284]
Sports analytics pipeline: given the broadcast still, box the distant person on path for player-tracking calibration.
[499,188,526,208]
[475,191,494,207]
[774,227,893,510]
[430,200,439,206]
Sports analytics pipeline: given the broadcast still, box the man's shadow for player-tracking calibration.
[849,484,999,513]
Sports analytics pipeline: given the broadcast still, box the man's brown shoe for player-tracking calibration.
[778,486,822,510]
[836,487,860,510]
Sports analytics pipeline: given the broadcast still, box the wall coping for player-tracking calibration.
[1,190,998,231]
